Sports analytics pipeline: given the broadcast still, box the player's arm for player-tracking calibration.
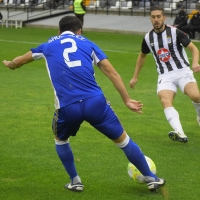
[130,38,148,88]
[97,59,143,114]
[177,29,200,73]
[2,51,34,70]
[130,52,147,87]
[186,42,200,72]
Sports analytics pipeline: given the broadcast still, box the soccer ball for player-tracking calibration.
[127,156,156,184]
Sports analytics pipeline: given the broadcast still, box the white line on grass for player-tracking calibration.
[0,39,136,54]
[0,39,193,59]
[102,49,134,54]
[0,39,40,45]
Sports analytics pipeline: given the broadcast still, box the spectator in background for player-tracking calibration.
[173,6,188,32]
[0,11,3,22]
[181,9,200,39]
[73,0,86,32]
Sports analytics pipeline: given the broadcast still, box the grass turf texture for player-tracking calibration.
[0,27,200,200]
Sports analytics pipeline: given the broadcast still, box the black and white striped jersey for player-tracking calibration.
[142,25,191,75]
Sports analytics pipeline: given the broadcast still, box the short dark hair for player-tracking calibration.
[59,16,82,33]
[150,5,165,16]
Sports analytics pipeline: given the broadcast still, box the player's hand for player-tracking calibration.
[126,100,143,114]
[129,77,138,88]
[192,64,200,73]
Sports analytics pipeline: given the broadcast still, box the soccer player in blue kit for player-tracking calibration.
[2,16,165,192]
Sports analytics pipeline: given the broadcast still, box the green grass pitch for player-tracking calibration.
[0,26,200,200]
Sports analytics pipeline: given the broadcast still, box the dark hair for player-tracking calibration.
[59,16,82,33]
[150,5,165,16]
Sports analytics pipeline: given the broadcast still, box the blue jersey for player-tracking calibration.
[31,31,107,109]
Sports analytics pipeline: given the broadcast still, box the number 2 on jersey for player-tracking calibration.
[61,38,81,68]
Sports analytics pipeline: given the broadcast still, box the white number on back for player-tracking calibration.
[61,38,81,68]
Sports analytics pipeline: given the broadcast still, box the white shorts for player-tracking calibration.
[157,68,196,94]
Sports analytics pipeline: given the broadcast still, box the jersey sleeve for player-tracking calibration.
[141,38,150,54]
[91,42,108,66]
[31,43,46,60]
[176,29,191,47]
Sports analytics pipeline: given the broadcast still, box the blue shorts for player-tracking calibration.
[52,94,124,140]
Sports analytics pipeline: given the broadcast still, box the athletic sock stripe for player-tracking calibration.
[55,139,69,145]
[116,134,130,148]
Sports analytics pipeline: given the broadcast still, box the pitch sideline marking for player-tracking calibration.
[0,39,40,45]
[0,39,138,54]
[0,39,193,60]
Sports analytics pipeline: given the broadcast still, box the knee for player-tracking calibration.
[160,97,172,108]
[188,89,200,103]
[191,94,200,103]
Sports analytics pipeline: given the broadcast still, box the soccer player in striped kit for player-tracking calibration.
[3,16,165,192]
[130,5,200,143]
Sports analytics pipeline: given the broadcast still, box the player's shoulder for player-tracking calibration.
[166,24,183,36]
[165,24,180,34]
[145,28,154,38]
[165,24,176,29]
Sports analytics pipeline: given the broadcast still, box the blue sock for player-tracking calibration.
[119,136,156,179]
[55,141,77,181]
